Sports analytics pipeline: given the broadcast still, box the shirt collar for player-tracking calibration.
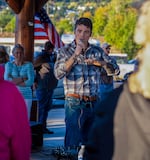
[70,40,91,51]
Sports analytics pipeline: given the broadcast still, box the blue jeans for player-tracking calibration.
[36,88,53,129]
[64,96,99,149]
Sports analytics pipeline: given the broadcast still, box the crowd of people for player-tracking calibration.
[1,0,150,159]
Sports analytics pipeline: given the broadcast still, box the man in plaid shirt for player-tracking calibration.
[54,17,119,152]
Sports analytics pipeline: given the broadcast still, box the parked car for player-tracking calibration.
[121,58,139,81]
[110,53,135,81]
[52,78,65,107]
[52,78,64,99]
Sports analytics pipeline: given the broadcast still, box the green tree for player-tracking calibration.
[82,11,93,19]
[67,2,78,10]
[56,19,73,35]
[102,0,139,59]
[92,6,109,38]
[5,16,15,32]
[0,8,14,29]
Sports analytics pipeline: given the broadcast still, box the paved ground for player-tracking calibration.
[30,108,65,160]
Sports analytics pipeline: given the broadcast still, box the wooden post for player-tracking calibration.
[15,0,35,61]
[5,0,23,14]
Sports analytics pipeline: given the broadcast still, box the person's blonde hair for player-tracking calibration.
[129,1,150,98]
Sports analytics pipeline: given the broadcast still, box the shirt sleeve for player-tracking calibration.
[54,48,69,79]
[102,52,120,76]
[24,62,35,86]
[4,62,13,81]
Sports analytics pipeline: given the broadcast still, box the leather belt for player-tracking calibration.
[66,93,97,102]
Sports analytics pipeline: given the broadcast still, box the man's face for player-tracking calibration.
[74,24,91,45]
[103,47,111,55]
[47,48,53,54]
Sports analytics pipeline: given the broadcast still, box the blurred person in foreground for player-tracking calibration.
[0,65,31,160]
[33,41,58,134]
[4,44,34,120]
[83,1,150,160]
[113,1,150,159]
[54,17,119,156]
[100,43,120,101]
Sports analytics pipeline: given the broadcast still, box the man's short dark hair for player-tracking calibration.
[74,17,93,31]
[44,41,54,51]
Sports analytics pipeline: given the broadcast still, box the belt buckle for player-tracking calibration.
[84,96,90,102]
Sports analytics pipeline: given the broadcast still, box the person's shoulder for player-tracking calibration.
[57,44,69,52]
[56,46,68,57]
[58,41,75,51]
[24,61,34,68]
[90,44,104,52]
[109,55,117,62]
[6,61,13,65]
[5,61,13,67]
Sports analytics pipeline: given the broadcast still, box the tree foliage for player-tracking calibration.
[93,6,109,38]
[82,11,92,19]
[56,19,73,35]
[99,0,139,58]
[0,8,14,29]
[4,16,15,32]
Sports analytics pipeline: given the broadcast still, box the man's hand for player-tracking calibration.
[40,63,50,74]
[85,59,107,66]
[75,39,86,56]
[12,77,27,85]
[84,59,94,65]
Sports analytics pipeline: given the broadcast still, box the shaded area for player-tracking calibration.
[30,108,65,160]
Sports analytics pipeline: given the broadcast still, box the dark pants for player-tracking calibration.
[99,83,114,101]
[84,85,123,160]
[36,88,53,129]
[64,96,99,149]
